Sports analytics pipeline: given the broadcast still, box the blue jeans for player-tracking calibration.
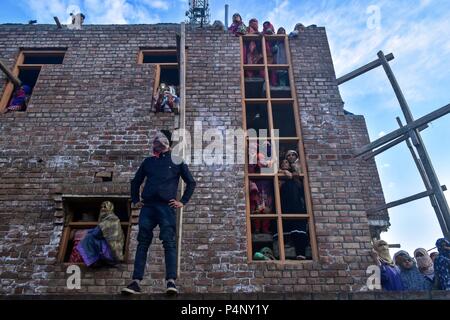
[132,203,177,281]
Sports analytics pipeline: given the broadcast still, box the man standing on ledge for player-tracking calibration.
[122,131,196,295]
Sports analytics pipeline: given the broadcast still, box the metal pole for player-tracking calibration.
[176,22,186,279]
[378,50,450,238]
[54,16,62,28]
[225,4,229,31]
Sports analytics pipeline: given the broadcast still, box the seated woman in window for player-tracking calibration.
[77,201,125,267]
[4,84,31,113]
[153,83,180,114]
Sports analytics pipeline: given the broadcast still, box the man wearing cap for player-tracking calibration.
[122,131,196,295]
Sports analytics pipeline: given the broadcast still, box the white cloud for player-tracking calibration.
[378,131,386,137]
[142,0,170,10]
[26,0,161,24]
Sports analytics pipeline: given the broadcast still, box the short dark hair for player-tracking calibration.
[160,130,173,147]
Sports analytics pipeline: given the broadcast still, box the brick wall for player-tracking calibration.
[0,24,387,295]
[346,115,389,237]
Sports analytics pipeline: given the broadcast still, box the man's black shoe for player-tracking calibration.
[166,280,178,295]
[121,281,141,295]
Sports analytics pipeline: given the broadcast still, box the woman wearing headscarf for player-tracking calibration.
[228,13,247,36]
[273,27,287,65]
[286,150,301,175]
[414,248,436,288]
[371,240,403,291]
[77,201,125,266]
[262,21,277,86]
[288,23,305,38]
[434,238,450,290]
[245,18,264,79]
[5,84,31,112]
[394,251,432,291]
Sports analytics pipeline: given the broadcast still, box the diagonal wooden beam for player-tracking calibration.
[337,53,394,85]
[367,185,447,214]
[0,59,21,87]
[355,103,450,157]
[362,124,428,160]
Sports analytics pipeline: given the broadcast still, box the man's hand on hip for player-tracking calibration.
[133,201,144,209]
[169,199,184,209]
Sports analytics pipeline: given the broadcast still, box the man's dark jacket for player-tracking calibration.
[131,151,196,205]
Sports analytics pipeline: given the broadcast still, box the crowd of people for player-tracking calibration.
[372,238,450,291]
[228,13,306,38]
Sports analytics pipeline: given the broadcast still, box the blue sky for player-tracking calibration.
[1,0,450,256]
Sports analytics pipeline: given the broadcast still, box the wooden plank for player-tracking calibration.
[176,22,186,278]
[58,227,70,263]
[285,34,319,261]
[361,124,428,160]
[53,16,62,28]
[262,33,285,262]
[267,64,290,69]
[355,103,450,157]
[68,222,130,226]
[243,64,265,69]
[270,98,295,103]
[0,59,21,87]
[0,51,23,112]
[241,36,254,262]
[336,53,394,85]
[367,185,447,214]
[244,98,268,103]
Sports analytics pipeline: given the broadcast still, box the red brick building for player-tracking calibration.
[0,23,390,295]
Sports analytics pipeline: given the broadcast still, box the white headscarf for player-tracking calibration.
[414,248,434,277]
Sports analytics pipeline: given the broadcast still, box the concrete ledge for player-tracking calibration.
[1,291,450,300]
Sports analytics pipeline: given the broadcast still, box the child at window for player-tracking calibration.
[250,180,274,233]
[4,84,31,113]
[286,150,301,175]
[153,83,180,114]
[248,141,274,174]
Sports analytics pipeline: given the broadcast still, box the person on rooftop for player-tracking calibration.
[434,238,450,290]
[414,248,437,288]
[228,13,247,36]
[394,250,432,291]
[371,240,403,291]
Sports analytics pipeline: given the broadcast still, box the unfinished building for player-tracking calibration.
[0,22,389,294]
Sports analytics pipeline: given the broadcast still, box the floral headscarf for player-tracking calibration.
[434,238,450,290]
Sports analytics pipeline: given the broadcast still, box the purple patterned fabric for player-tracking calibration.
[76,226,115,266]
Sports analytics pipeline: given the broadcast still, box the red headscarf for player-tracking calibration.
[248,18,259,34]
[262,21,275,35]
